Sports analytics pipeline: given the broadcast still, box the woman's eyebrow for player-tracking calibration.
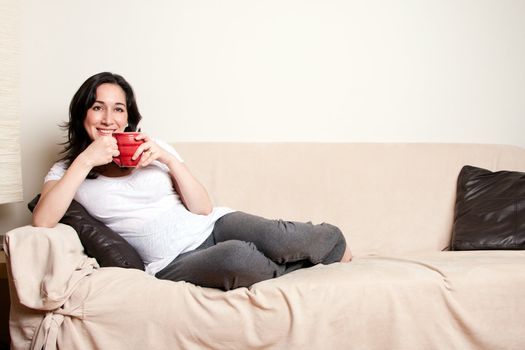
[94,100,126,106]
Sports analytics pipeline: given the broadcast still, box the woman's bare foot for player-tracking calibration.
[340,245,353,262]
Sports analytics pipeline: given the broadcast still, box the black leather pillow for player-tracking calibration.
[28,194,144,270]
[451,165,525,250]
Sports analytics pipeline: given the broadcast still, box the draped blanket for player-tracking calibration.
[5,225,525,350]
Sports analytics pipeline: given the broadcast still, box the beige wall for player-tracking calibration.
[1,0,525,235]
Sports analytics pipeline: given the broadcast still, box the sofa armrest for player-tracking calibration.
[3,224,98,310]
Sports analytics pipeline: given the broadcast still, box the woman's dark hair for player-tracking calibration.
[60,72,142,169]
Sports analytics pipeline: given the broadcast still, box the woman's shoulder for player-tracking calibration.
[44,159,69,182]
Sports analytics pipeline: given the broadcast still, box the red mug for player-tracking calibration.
[112,132,144,167]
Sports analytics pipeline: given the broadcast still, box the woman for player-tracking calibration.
[33,72,352,290]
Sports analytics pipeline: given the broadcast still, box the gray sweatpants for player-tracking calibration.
[155,211,347,290]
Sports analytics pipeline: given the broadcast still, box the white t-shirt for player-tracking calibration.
[44,139,234,275]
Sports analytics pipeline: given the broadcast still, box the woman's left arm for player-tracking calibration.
[133,134,213,215]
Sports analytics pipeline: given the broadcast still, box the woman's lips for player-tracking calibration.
[97,129,116,135]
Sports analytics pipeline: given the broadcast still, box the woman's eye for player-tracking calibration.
[92,105,102,111]
[115,107,125,112]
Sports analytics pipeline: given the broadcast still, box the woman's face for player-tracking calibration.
[83,83,129,141]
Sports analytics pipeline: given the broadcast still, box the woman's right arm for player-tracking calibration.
[32,136,119,227]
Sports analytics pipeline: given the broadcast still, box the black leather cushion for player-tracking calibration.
[28,194,144,270]
[451,165,525,250]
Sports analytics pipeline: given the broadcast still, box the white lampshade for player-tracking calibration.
[0,0,23,204]
[0,121,23,204]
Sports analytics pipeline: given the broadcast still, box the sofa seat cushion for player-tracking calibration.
[62,252,525,349]
[7,224,525,350]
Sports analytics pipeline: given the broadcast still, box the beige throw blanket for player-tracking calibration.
[5,224,525,349]
[5,225,98,349]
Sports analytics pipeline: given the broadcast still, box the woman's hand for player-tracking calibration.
[131,133,213,215]
[133,133,174,168]
[32,136,118,228]
[78,136,120,168]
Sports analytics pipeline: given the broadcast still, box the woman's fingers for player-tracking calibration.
[132,143,148,160]
[83,136,120,167]
[138,148,159,167]
[134,133,148,141]
[127,133,170,167]
[131,133,150,160]
[133,142,161,167]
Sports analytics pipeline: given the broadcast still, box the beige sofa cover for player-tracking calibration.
[5,143,525,349]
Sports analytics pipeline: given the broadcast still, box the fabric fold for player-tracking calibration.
[5,224,98,310]
[5,224,98,349]
[30,312,64,350]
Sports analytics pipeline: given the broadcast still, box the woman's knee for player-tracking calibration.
[213,240,282,290]
[317,223,345,242]
[318,223,347,264]
[214,240,257,267]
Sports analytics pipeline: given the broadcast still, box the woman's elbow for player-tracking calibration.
[32,214,58,228]
[190,204,213,216]
[196,206,213,216]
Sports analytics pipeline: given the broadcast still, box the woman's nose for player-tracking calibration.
[101,111,114,124]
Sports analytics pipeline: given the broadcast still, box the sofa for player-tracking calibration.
[4,143,525,350]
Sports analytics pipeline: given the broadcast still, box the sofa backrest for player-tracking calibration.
[172,143,525,256]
